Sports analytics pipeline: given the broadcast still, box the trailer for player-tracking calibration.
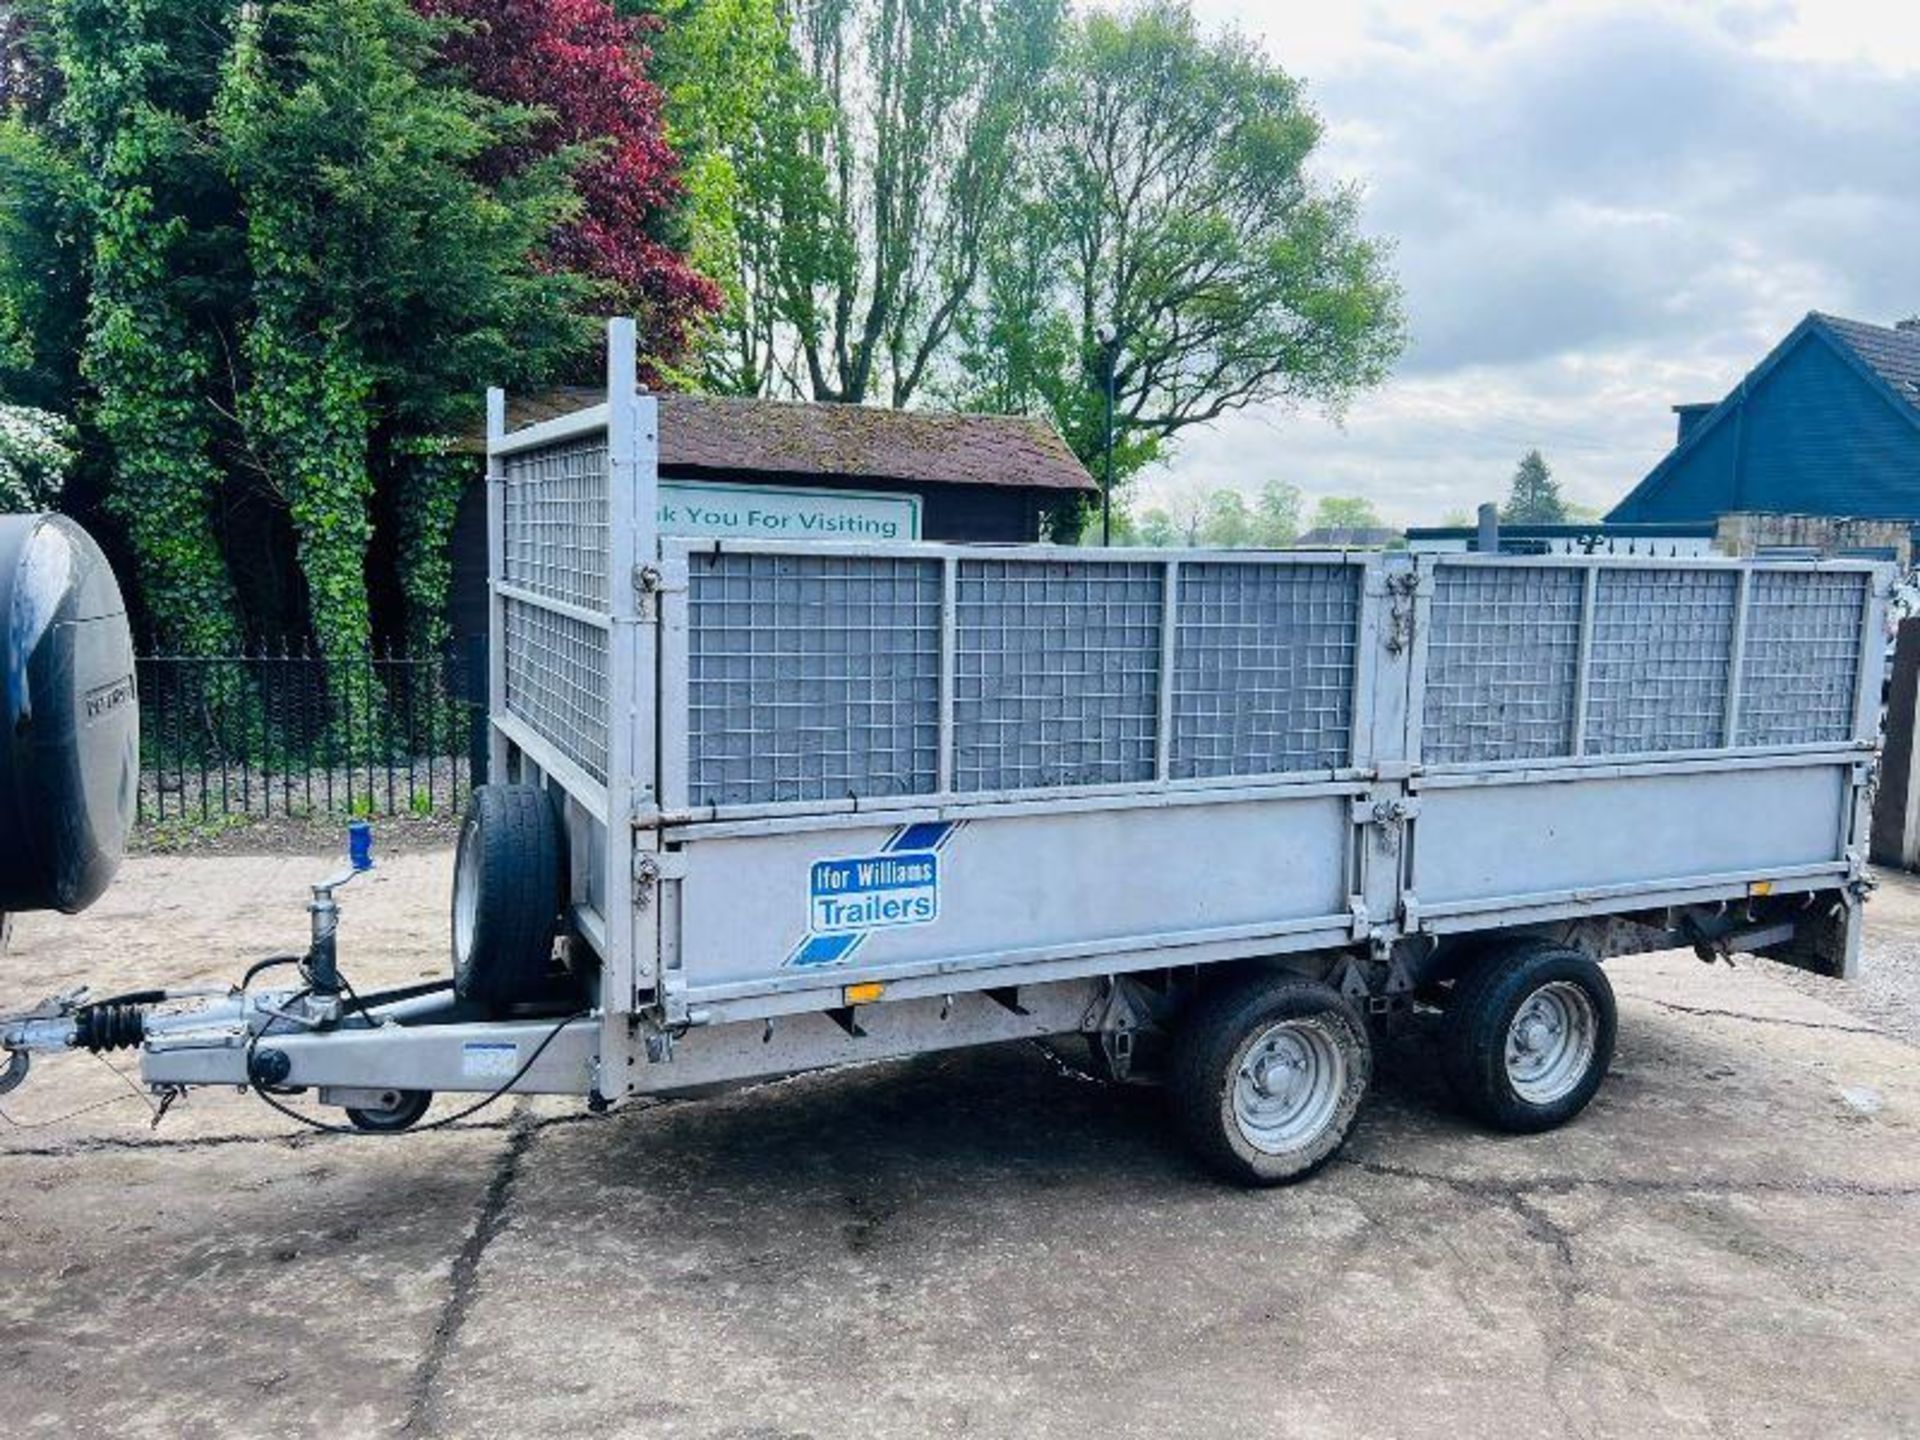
[0,322,1890,1184]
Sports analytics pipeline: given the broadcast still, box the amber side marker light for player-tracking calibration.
[843,982,886,1006]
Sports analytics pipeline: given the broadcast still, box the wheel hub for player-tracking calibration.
[1504,981,1599,1105]
[1232,1019,1345,1155]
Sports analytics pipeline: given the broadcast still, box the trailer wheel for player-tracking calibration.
[1442,942,1615,1133]
[1169,975,1371,1186]
[452,784,565,1008]
[344,1089,433,1133]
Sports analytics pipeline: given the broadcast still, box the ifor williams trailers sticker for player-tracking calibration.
[785,820,961,968]
[811,851,938,933]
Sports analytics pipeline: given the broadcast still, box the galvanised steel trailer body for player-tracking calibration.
[1,323,1889,1182]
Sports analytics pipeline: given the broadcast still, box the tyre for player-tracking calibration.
[1441,941,1616,1133]
[1169,974,1372,1186]
[451,784,565,1008]
[344,1089,433,1133]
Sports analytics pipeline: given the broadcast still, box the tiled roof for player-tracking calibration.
[500,387,1096,493]
[1608,311,1920,523]
[1814,314,1920,410]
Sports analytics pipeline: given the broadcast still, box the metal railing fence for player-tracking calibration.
[135,641,488,824]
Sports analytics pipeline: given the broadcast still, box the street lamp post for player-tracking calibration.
[1096,324,1119,546]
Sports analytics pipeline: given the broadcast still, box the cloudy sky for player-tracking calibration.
[1141,0,1920,526]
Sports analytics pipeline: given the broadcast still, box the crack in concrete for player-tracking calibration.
[1503,1189,1590,1440]
[1336,1155,1920,1201]
[1637,997,1884,1036]
[402,1102,536,1437]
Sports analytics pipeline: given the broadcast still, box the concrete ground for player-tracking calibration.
[2,844,1917,1439]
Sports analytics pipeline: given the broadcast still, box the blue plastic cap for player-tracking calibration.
[347,820,374,872]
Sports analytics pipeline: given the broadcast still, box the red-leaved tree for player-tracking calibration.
[420,0,720,382]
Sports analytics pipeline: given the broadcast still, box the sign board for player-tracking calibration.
[809,850,941,935]
[659,480,921,543]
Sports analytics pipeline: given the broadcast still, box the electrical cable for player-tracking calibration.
[8,937,585,1136]
[336,970,381,1029]
[0,1050,160,1130]
[91,1048,159,1120]
[0,1092,148,1130]
[239,954,305,992]
[242,989,589,1136]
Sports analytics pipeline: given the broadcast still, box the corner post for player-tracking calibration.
[601,319,660,1094]
[484,387,509,783]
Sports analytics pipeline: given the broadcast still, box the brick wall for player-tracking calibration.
[1714,512,1912,567]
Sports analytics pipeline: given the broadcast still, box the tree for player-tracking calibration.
[1134,505,1177,547]
[697,0,1064,407]
[38,0,250,656]
[1168,487,1207,546]
[641,0,831,394]
[0,3,58,120]
[0,115,85,416]
[1251,479,1301,547]
[955,0,1402,492]
[1200,487,1251,547]
[218,0,590,673]
[422,0,721,385]
[1310,495,1383,532]
[7,0,714,665]
[1501,448,1565,524]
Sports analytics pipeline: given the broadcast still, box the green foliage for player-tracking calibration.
[136,809,254,851]
[1134,506,1177,547]
[1253,480,1302,547]
[215,0,587,692]
[645,0,832,394]
[218,0,589,432]
[393,436,476,655]
[662,0,1065,405]
[1501,448,1565,524]
[0,117,86,414]
[7,0,1406,647]
[6,0,617,665]
[1310,495,1385,532]
[42,0,248,654]
[0,401,76,509]
[1201,488,1251,547]
[1126,479,1300,549]
[951,0,1402,489]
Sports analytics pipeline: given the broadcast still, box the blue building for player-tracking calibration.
[1610,313,1920,526]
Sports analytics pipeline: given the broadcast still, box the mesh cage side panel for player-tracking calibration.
[1585,568,1738,755]
[954,560,1163,791]
[1170,563,1361,778]
[1737,570,1868,746]
[503,598,610,784]
[502,438,609,612]
[686,552,942,806]
[1422,566,1583,763]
